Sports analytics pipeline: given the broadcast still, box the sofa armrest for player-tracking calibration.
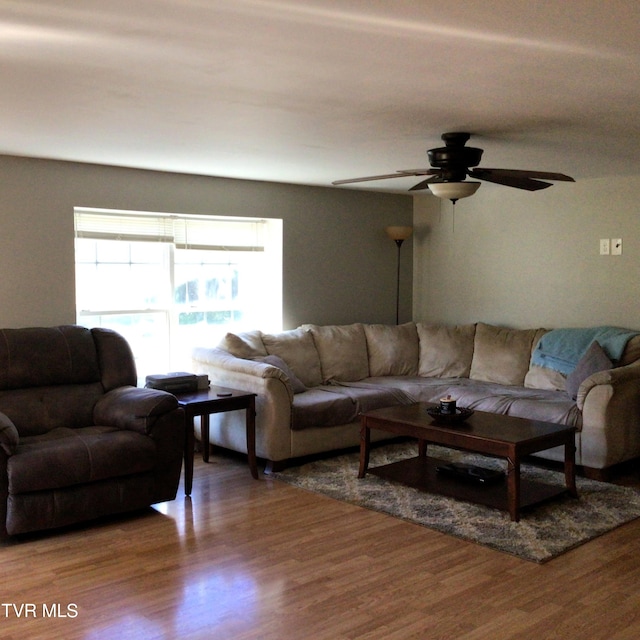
[577,360,640,410]
[578,360,640,468]
[192,347,295,401]
[93,386,180,435]
[191,347,294,462]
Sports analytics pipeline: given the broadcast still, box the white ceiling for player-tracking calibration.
[1,1,640,193]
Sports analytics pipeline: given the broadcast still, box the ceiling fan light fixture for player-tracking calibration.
[428,181,481,203]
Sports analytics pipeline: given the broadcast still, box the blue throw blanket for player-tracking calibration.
[531,326,639,375]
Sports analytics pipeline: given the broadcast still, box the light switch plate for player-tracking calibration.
[600,238,610,255]
[612,238,622,255]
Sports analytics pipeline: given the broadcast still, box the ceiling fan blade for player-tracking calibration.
[409,175,440,191]
[473,168,575,182]
[332,172,418,185]
[470,169,553,191]
[396,169,438,175]
[332,169,438,186]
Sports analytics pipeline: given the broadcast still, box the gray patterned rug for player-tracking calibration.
[272,442,640,563]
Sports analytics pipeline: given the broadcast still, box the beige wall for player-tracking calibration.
[13,152,634,337]
[0,155,413,330]
[413,175,640,330]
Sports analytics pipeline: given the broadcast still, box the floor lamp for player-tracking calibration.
[385,226,413,324]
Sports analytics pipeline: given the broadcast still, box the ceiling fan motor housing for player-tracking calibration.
[427,132,483,182]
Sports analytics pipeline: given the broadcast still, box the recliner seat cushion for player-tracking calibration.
[8,427,156,494]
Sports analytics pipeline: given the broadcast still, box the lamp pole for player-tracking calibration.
[385,226,413,325]
[393,238,404,325]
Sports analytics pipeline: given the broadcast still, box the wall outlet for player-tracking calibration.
[612,238,622,255]
[600,238,610,255]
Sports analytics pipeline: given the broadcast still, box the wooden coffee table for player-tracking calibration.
[359,403,578,521]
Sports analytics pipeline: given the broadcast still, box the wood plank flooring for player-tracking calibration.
[2,452,640,640]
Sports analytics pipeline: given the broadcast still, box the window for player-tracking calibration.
[74,208,282,381]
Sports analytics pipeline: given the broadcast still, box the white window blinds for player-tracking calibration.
[74,208,266,251]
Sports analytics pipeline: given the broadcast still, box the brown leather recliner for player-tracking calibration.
[0,325,185,539]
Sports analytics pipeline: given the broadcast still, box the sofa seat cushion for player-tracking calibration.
[8,426,157,494]
[362,376,582,429]
[450,381,582,428]
[291,384,411,430]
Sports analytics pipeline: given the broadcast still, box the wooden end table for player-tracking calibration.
[359,403,577,522]
[174,386,257,495]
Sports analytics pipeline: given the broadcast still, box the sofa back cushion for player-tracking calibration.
[619,335,640,366]
[364,323,419,376]
[305,324,369,382]
[470,323,544,386]
[262,329,323,388]
[417,323,476,378]
[218,330,268,359]
[524,365,567,391]
[523,329,567,391]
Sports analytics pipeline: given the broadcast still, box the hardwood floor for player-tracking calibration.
[3,453,640,640]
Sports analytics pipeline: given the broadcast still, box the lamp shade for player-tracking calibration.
[428,181,480,202]
[385,226,413,241]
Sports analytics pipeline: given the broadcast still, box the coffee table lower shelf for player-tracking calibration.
[369,456,570,515]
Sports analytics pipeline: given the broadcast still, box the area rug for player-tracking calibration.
[272,442,640,563]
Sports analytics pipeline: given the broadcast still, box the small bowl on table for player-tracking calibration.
[426,406,474,425]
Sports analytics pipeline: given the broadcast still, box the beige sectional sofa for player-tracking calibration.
[191,322,640,479]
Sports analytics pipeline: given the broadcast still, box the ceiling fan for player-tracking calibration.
[332,132,574,202]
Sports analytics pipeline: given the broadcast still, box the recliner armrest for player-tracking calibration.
[93,386,179,435]
[0,412,18,456]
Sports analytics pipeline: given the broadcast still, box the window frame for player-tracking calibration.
[74,208,282,379]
